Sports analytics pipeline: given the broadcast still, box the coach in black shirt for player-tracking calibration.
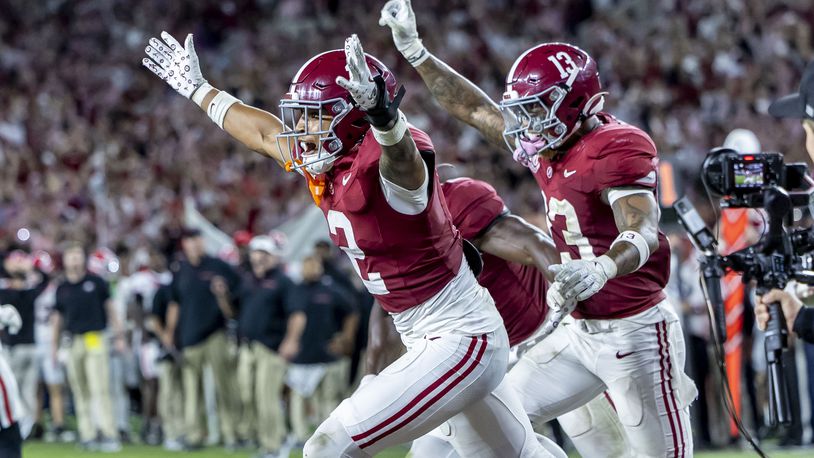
[289,255,358,442]
[229,235,305,454]
[168,228,241,449]
[51,243,123,449]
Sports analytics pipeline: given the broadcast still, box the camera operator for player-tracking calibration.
[755,60,814,343]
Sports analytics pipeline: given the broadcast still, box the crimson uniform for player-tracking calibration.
[310,125,547,457]
[532,113,670,319]
[406,177,632,458]
[508,114,697,458]
[441,178,547,346]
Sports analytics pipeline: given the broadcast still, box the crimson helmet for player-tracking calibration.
[500,42,605,158]
[276,50,397,176]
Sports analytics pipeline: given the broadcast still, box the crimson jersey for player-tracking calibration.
[532,113,669,319]
[318,127,462,314]
[441,178,547,346]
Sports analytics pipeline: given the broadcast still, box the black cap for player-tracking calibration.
[180,227,202,239]
[768,60,814,120]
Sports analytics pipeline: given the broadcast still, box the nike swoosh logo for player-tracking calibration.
[342,174,352,186]
[615,350,635,359]
[564,169,576,177]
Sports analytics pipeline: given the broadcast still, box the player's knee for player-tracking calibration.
[303,414,364,458]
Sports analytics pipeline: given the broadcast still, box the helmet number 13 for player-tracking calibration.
[547,52,578,79]
[545,196,595,263]
[327,210,389,295]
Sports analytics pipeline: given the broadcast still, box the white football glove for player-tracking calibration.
[0,304,22,335]
[142,32,208,100]
[336,35,378,110]
[549,257,615,302]
[379,0,428,66]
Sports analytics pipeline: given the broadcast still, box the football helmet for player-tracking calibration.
[277,50,397,176]
[500,42,605,158]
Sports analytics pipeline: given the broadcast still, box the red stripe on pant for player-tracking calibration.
[0,373,13,426]
[354,335,488,449]
[656,322,680,458]
[661,322,686,456]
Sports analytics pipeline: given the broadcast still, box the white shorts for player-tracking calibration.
[312,262,554,457]
[507,300,698,457]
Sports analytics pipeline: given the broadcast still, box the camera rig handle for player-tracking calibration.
[765,301,791,426]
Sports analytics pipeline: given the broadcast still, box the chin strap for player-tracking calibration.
[286,160,326,206]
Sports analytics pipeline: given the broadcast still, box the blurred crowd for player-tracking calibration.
[1,233,369,456]
[3,0,814,453]
[1,0,813,252]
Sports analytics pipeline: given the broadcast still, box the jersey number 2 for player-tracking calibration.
[545,196,595,263]
[327,210,389,295]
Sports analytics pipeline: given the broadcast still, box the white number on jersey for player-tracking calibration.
[327,210,389,295]
[543,193,596,263]
[547,52,579,79]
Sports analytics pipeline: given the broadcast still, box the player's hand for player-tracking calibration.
[757,288,803,332]
[549,259,611,302]
[379,0,427,65]
[336,35,406,129]
[0,304,22,335]
[142,32,208,100]
[546,281,576,313]
[278,337,299,361]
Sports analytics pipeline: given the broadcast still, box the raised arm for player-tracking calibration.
[474,214,560,282]
[380,0,505,149]
[142,32,285,166]
[336,35,425,190]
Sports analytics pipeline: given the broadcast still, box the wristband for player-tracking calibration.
[191,82,213,106]
[372,110,408,146]
[207,90,242,129]
[611,230,651,270]
[402,40,429,67]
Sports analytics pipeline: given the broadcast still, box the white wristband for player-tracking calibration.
[207,90,242,129]
[372,110,408,146]
[191,82,213,107]
[402,40,429,67]
[610,230,651,270]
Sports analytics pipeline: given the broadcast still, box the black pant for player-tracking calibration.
[0,422,22,458]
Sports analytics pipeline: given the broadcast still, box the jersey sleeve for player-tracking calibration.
[441,178,508,240]
[592,130,659,191]
[408,126,435,153]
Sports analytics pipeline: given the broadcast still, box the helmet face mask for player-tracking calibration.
[501,84,570,158]
[275,49,398,178]
[277,96,353,176]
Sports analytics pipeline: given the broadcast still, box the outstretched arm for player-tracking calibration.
[336,35,425,190]
[474,214,560,282]
[380,0,505,149]
[142,32,285,166]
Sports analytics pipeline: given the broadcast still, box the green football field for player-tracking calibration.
[20,442,814,457]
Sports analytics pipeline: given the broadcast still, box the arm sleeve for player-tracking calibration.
[793,307,814,344]
[98,277,111,303]
[54,285,64,315]
[379,160,430,215]
[285,283,308,315]
[592,133,659,191]
[442,178,507,240]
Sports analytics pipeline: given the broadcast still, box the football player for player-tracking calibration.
[367,174,632,458]
[143,32,557,457]
[381,1,696,456]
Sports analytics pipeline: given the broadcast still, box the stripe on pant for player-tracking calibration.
[353,335,488,449]
[0,372,12,427]
[656,321,681,457]
[661,322,686,455]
